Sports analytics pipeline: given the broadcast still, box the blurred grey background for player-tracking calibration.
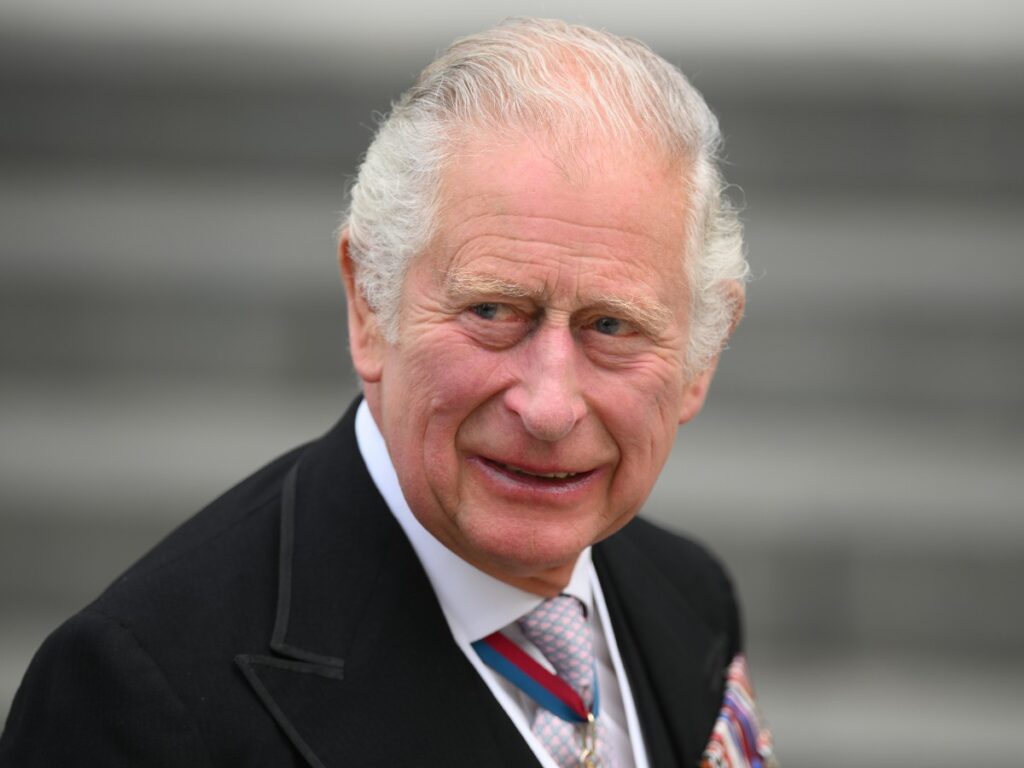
[1,2,1022,765]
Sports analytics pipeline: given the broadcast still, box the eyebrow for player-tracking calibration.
[444,268,674,335]
[445,270,532,300]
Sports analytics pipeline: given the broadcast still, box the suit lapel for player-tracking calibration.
[236,403,539,768]
[594,525,728,768]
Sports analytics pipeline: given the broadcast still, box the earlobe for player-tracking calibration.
[678,362,716,425]
[723,280,746,338]
[338,230,384,383]
[679,280,745,425]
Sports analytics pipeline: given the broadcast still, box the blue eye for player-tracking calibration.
[594,316,622,335]
[471,303,499,320]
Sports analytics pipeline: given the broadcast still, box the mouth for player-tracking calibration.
[498,462,580,480]
[477,457,596,487]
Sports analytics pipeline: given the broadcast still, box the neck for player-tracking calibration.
[474,559,577,598]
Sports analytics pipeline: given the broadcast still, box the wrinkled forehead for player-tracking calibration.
[420,129,692,309]
[431,128,691,241]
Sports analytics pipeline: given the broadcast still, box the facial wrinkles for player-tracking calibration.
[437,173,687,313]
[601,404,675,512]
[440,247,689,426]
[365,132,707,594]
[450,206,662,244]
[453,213,654,262]
[446,251,677,337]
[445,189,673,252]
[428,218,690,396]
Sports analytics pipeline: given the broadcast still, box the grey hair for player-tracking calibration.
[341,17,748,375]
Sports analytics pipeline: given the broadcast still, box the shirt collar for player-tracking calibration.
[354,399,593,641]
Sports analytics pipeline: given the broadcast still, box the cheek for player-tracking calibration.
[403,332,514,413]
[591,357,684,423]
[401,337,514,502]
[384,338,514,487]
[590,366,683,472]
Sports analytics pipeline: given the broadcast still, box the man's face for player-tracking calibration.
[349,134,711,595]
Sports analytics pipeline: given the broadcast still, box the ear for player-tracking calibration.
[678,360,717,425]
[678,280,745,425]
[338,229,384,383]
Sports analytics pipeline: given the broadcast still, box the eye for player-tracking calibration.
[471,303,500,320]
[461,302,531,348]
[593,316,628,336]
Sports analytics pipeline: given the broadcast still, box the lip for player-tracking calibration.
[484,455,591,478]
[467,455,605,502]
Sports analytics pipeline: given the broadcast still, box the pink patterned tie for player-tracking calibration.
[518,595,615,768]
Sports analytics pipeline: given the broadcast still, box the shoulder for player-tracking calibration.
[89,443,303,627]
[615,517,736,602]
[0,444,307,764]
[0,606,216,766]
[597,516,742,654]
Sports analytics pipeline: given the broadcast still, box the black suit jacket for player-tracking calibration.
[0,400,741,767]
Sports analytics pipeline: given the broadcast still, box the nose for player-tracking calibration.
[503,325,586,442]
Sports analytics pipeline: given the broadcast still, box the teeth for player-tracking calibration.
[502,464,577,479]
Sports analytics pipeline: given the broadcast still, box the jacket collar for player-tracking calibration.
[236,400,539,767]
[594,524,729,768]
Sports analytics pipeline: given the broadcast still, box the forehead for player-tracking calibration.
[437,132,685,228]
[429,133,690,305]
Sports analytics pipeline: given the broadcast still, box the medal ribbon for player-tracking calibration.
[472,631,599,724]
[721,679,764,766]
[701,655,777,768]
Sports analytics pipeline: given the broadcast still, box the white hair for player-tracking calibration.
[341,17,748,374]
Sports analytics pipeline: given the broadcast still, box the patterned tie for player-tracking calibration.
[518,595,614,768]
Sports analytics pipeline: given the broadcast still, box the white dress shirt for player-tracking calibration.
[355,400,649,768]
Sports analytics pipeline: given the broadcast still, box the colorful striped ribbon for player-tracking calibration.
[701,655,778,768]
[473,630,600,723]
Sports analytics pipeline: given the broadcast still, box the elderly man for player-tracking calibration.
[0,18,773,768]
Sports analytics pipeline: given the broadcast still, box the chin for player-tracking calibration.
[457,514,600,579]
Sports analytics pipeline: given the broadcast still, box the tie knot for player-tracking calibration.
[518,595,594,702]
